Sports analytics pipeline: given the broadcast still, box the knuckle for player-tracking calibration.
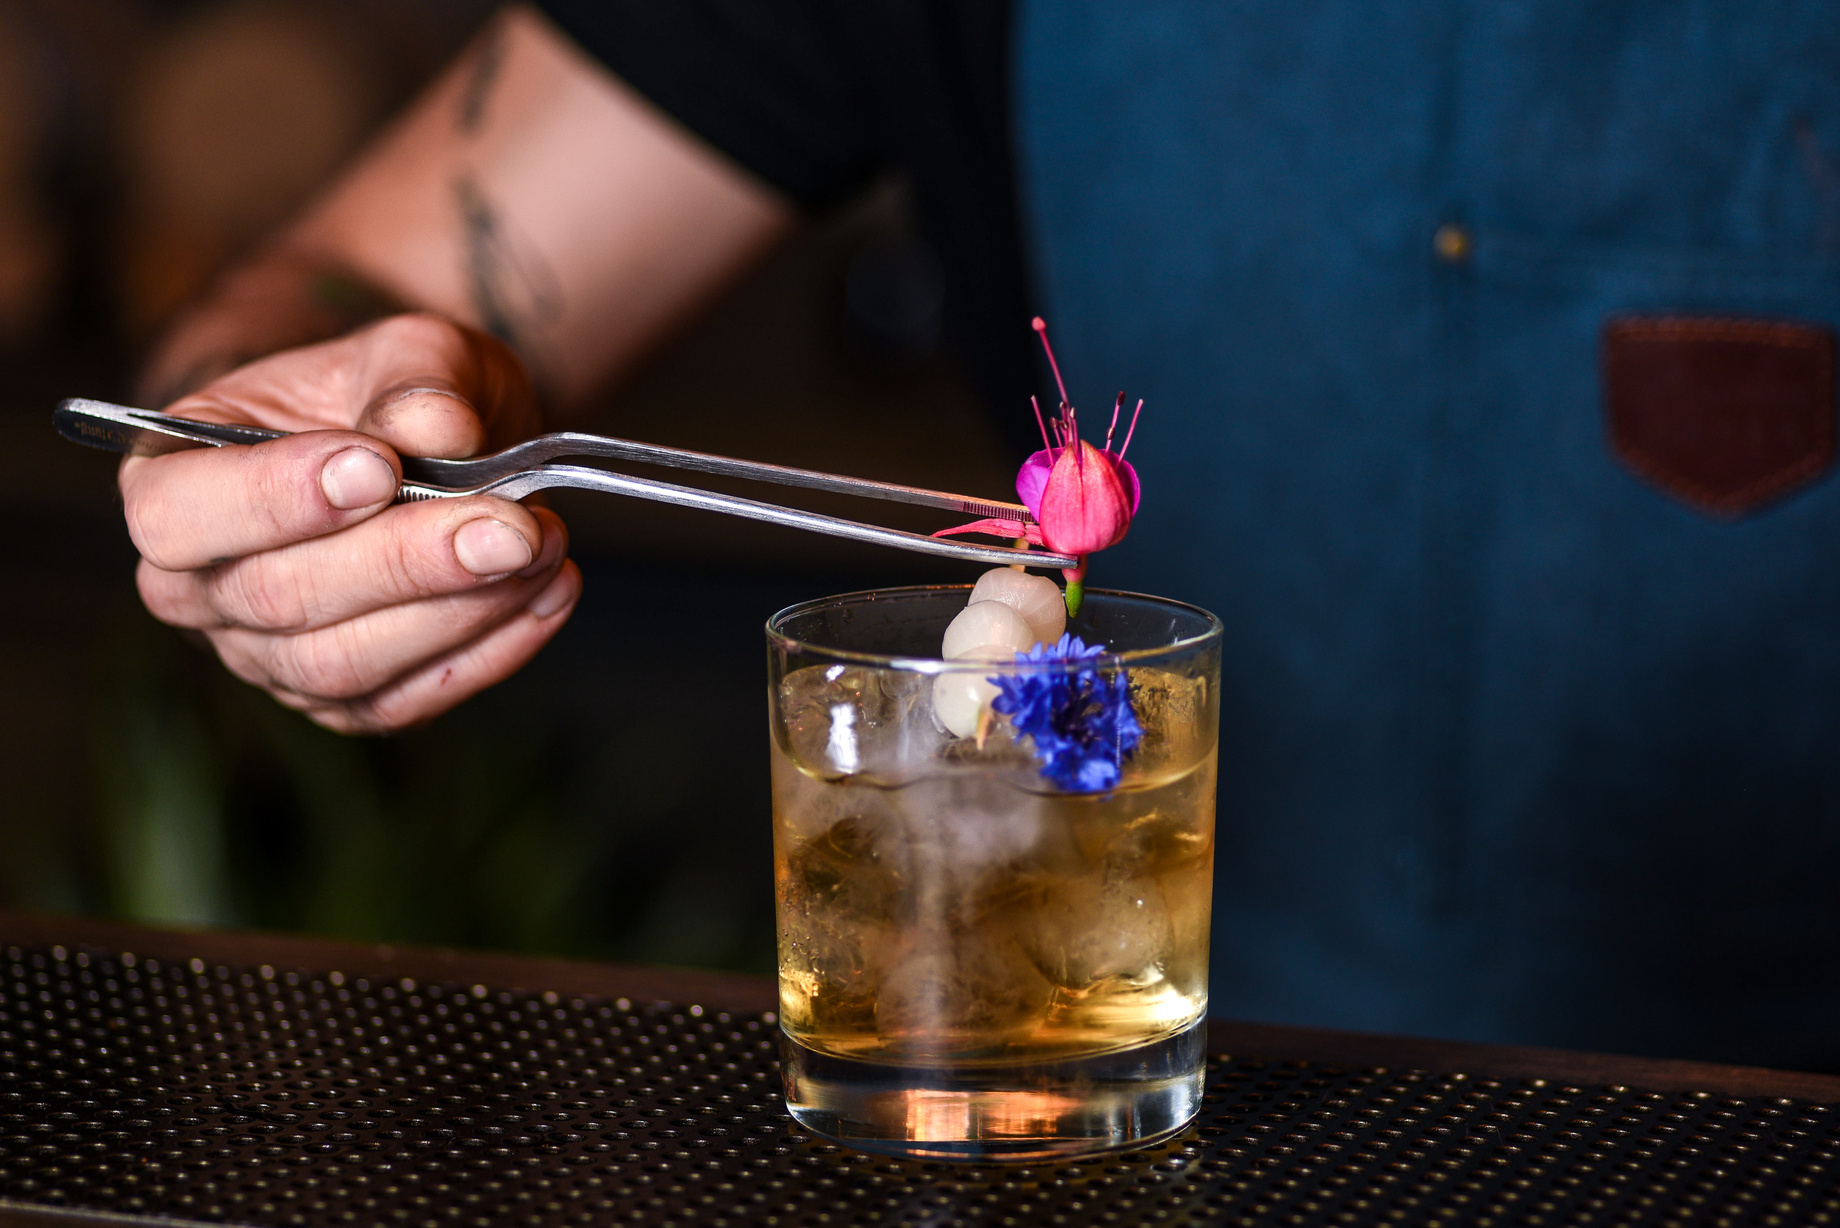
[388,515,455,594]
[122,482,179,571]
[210,557,312,631]
[264,625,372,701]
[249,452,312,539]
[135,561,193,627]
[363,312,469,369]
[351,517,447,608]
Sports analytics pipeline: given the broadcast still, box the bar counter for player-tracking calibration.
[1,910,1835,1227]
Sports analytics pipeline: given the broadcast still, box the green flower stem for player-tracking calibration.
[1062,555,1089,617]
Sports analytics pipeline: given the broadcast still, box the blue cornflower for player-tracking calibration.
[989,634,1143,792]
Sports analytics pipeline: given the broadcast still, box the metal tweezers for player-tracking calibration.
[54,398,1074,570]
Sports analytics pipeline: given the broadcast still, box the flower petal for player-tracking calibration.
[988,633,1140,792]
[932,518,1045,545]
[1039,441,1132,555]
[1103,450,1141,514]
[1015,449,1055,517]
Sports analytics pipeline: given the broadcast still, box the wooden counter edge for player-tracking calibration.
[3,909,1835,1103]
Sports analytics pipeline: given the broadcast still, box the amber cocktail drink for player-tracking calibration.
[768,586,1221,1160]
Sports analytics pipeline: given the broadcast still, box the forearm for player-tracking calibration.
[136,248,403,408]
[120,4,797,732]
[140,4,793,417]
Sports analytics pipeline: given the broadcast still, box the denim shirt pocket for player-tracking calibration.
[1464,232,1840,523]
[1601,314,1835,517]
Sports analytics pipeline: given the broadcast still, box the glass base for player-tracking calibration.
[781,1018,1206,1162]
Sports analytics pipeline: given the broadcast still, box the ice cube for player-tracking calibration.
[873,929,1054,1050]
[777,809,906,1033]
[777,664,870,772]
[935,727,1035,772]
[1156,862,1213,999]
[1124,667,1214,780]
[1074,806,1212,880]
[772,740,864,845]
[1014,876,1174,991]
[780,804,908,926]
[900,775,1046,876]
[776,663,947,779]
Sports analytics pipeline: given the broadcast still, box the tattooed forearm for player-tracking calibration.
[456,176,519,345]
[456,20,505,134]
[455,176,561,354]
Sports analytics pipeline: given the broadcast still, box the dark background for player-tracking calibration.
[0,0,1019,974]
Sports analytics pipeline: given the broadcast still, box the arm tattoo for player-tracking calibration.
[457,22,505,134]
[455,176,561,351]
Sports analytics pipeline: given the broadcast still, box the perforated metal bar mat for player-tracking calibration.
[2,943,1838,1227]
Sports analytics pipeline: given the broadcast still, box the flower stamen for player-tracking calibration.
[1033,316,1071,407]
[1118,398,1143,460]
[933,317,1142,620]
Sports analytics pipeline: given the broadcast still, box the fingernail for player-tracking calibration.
[527,567,578,619]
[320,447,397,509]
[454,518,534,576]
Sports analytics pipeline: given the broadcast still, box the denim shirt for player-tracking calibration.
[1017,0,1840,1068]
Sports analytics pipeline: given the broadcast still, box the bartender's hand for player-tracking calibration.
[123,314,579,733]
[121,6,790,730]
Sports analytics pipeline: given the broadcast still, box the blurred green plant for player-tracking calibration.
[94,631,233,928]
[71,563,793,975]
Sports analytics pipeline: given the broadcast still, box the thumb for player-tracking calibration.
[355,380,489,460]
[341,314,537,458]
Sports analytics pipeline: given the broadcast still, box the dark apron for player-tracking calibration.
[1016,0,1840,1068]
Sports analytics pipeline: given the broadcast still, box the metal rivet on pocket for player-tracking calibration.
[1433,223,1472,264]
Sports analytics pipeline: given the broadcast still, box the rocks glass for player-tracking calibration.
[767,586,1221,1160]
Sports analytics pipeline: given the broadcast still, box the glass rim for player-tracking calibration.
[764,583,1224,673]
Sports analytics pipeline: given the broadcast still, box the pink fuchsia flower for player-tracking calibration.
[1027,401,1141,554]
[936,318,1142,613]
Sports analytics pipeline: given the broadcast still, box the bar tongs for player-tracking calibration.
[55,398,1074,570]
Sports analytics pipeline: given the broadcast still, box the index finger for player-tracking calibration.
[121,428,403,572]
